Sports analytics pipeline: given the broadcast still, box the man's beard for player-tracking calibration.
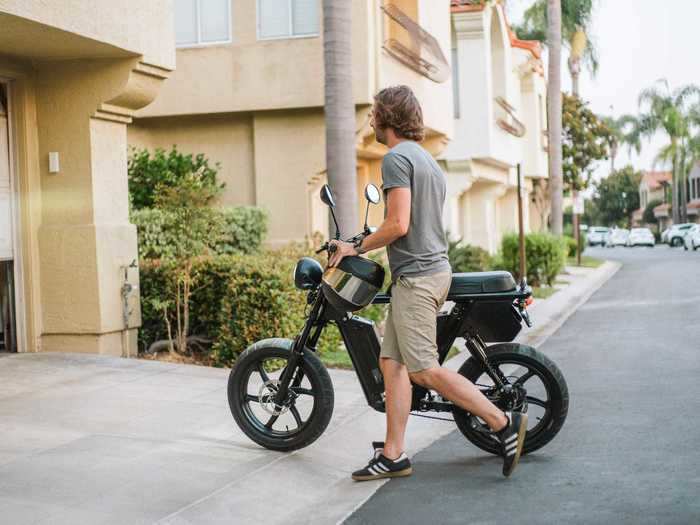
[375,127,387,145]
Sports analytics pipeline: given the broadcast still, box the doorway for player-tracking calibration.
[0,82,17,352]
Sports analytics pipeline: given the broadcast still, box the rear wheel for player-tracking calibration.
[228,339,334,452]
[453,343,568,455]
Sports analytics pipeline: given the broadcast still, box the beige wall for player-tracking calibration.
[0,2,173,354]
[129,113,256,207]
[140,0,373,118]
[0,0,175,69]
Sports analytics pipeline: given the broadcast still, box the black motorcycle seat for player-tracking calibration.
[447,271,517,297]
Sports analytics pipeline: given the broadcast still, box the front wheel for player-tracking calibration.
[453,343,568,455]
[228,338,334,452]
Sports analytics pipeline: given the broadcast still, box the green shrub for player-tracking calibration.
[139,247,351,367]
[564,236,578,258]
[132,206,267,259]
[448,240,493,273]
[128,146,223,209]
[499,232,567,286]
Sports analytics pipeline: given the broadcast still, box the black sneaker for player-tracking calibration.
[495,411,528,477]
[352,451,412,481]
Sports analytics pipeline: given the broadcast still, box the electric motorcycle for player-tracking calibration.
[227,184,568,456]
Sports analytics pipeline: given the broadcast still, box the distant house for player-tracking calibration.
[632,171,671,229]
[687,163,700,223]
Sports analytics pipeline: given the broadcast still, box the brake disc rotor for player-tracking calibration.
[258,380,291,416]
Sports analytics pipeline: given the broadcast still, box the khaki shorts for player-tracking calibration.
[380,271,452,373]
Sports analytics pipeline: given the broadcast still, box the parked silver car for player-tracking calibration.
[683,224,700,251]
[627,228,655,247]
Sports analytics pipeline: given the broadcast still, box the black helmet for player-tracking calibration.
[321,256,385,312]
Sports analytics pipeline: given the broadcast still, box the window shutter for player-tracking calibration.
[292,0,319,36]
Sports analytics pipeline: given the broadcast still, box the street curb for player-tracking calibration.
[515,259,622,349]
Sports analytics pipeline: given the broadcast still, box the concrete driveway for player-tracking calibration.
[0,258,618,524]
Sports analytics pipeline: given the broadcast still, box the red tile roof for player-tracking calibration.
[687,199,700,210]
[642,171,672,190]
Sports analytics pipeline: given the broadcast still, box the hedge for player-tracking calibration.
[132,206,267,259]
[448,241,493,273]
[139,246,388,368]
[500,232,567,286]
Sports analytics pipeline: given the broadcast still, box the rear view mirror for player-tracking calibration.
[320,185,336,208]
[364,184,381,205]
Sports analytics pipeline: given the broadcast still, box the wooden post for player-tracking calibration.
[517,164,526,282]
[573,190,581,266]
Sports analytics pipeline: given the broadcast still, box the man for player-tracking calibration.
[329,86,527,479]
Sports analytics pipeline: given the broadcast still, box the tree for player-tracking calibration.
[562,94,612,191]
[516,0,598,97]
[323,0,358,237]
[629,79,700,223]
[592,165,642,227]
[547,0,564,235]
[601,114,639,172]
[516,0,599,235]
[642,199,663,226]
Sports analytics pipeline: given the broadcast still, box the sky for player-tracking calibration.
[505,0,700,186]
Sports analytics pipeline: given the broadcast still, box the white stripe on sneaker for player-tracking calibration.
[375,462,389,472]
[506,441,519,451]
[505,434,518,443]
[368,465,380,475]
[507,449,517,456]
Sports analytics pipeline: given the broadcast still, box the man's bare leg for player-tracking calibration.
[409,367,508,431]
[380,357,413,460]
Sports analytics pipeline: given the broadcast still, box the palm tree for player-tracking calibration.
[632,80,700,223]
[517,0,598,98]
[544,0,564,234]
[516,0,597,235]
[323,0,358,236]
[601,114,639,172]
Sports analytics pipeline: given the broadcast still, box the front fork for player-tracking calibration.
[273,294,325,407]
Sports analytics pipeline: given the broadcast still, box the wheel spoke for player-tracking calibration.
[291,387,315,397]
[526,395,549,409]
[245,394,260,403]
[515,370,536,386]
[265,414,279,429]
[290,406,303,428]
[257,362,270,383]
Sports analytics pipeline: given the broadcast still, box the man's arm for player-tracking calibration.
[328,187,411,267]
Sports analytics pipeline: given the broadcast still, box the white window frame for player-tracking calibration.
[176,0,233,49]
[256,0,320,41]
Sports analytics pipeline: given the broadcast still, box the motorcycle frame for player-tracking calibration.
[274,283,532,415]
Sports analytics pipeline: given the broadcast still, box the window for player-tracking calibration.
[175,0,231,47]
[258,0,319,40]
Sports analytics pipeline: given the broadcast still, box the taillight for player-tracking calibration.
[525,297,534,306]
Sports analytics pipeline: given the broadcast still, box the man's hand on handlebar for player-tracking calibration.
[327,240,358,267]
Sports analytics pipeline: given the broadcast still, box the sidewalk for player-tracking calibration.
[0,260,619,525]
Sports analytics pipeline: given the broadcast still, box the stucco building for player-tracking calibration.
[631,170,671,228]
[129,0,454,246]
[441,0,548,253]
[0,1,174,354]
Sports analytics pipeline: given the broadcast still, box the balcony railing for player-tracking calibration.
[381,4,449,83]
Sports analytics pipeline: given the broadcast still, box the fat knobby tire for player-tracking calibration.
[453,343,569,456]
[228,339,334,452]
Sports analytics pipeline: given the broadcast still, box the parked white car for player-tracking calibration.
[587,227,610,246]
[627,228,655,247]
[683,224,700,251]
[606,228,629,247]
[667,223,694,247]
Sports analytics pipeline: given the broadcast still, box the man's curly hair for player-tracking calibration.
[372,85,425,142]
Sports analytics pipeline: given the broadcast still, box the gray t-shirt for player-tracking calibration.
[381,141,450,280]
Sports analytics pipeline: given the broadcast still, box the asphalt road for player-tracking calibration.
[347,245,700,525]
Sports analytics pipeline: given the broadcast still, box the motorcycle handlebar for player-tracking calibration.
[315,230,370,254]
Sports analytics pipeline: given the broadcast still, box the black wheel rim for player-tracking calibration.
[238,355,317,438]
[472,359,555,440]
